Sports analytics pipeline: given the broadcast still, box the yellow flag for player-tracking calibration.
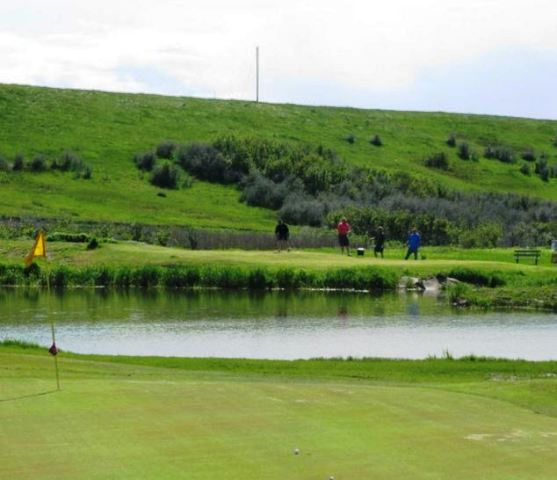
[25,231,47,266]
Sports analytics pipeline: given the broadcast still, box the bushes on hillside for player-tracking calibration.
[0,155,9,172]
[457,142,477,161]
[344,133,356,144]
[370,135,383,147]
[150,162,179,189]
[12,154,24,171]
[175,143,236,183]
[484,145,515,163]
[425,152,449,170]
[446,133,457,147]
[156,141,177,159]
[130,134,556,246]
[521,149,536,162]
[29,155,47,172]
[134,151,156,171]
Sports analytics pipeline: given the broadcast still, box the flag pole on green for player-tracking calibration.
[49,319,61,391]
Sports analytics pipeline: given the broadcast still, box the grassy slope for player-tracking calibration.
[0,84,556,231]
[2,344,557,479]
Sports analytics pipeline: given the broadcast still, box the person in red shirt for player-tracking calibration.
[337,217,351,255]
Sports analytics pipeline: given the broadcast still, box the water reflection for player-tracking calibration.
[0,288,556,360]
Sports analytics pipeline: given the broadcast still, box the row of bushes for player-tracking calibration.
[343,134,383,146]
[0,263,397,291]
[130,136,556,244]
[0,151,92,178]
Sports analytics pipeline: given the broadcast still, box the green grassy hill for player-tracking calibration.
[0,83,556,230]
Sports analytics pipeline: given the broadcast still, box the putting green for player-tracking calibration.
[2,352,557,479]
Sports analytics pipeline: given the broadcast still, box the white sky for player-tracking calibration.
[1,0,557,118]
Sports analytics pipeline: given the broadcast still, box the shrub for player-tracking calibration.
[344,134,356,144]
[240,172,290,209]
[86,237,99,250]
[370,135,383,147]
[49,232,90,242]
[0,155,10,172]
[425,152,449,170]
[457,142,471,160]
[150,162,179,189]
[535,157,550,181]
[134,151,156,171]
[279,194,326,226]
[12,154,24,171]
[29,155,47,172]
[521,149,536,162]
[176,143,235,183]
[519,164,531,176]
[446,133,457,147]
[484,145,515,163]
[447,268,505,287]
[52,151,81,171]
[82,165,92,179]
[459,224,502,248]
[156,141,177,159]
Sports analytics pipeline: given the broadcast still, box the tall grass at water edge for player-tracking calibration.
[0,263,398,290]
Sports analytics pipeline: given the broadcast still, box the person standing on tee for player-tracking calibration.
[275,219,290,252]
[337,217,351,255]
[374,226,386,258]
[405,227,421,260]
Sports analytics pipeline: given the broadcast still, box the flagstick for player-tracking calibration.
[50,318,61,391]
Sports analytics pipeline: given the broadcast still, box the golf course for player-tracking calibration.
[1,84,557,479]
[3,341,557,479]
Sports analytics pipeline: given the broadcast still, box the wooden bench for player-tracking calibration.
[514,249,541,265]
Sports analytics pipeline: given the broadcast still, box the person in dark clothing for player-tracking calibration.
[374,226,385,258]
[275,219,290,252]
[405,227,421,260]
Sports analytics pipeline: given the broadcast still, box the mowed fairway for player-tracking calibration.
[3,348,557,479]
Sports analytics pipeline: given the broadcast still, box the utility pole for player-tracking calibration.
[256,46,259,103]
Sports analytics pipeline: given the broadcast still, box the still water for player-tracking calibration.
[1,289,556,360]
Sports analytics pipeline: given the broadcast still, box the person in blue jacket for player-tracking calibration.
[405,227,421,260]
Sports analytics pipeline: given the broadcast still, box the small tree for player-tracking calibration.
[425,152,449,170]
[150,162,179,189]
[134,151,156,171]
[0,155,9,172]
[519,164,530,176]
[12,154,24,171]
[457,142,471,160]
[521,149,536,162]
[370,135,383,147]
[29,155,47,172]
[156,141,177,159]
[446,133,457,147]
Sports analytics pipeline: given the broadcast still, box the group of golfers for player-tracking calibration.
[274,217,421,260]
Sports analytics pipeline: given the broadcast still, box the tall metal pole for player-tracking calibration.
[256,46,259,103]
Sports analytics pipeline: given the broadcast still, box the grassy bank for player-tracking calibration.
[1,241,555,308]
[2,342,557,479]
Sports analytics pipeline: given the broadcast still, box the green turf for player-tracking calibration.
[0,84,556,230]
[2,344,557,479]
[2,239,555,282]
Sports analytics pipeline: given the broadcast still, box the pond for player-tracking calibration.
[1,289,556,360]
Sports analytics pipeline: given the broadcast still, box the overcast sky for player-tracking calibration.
[1,0,557,119]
